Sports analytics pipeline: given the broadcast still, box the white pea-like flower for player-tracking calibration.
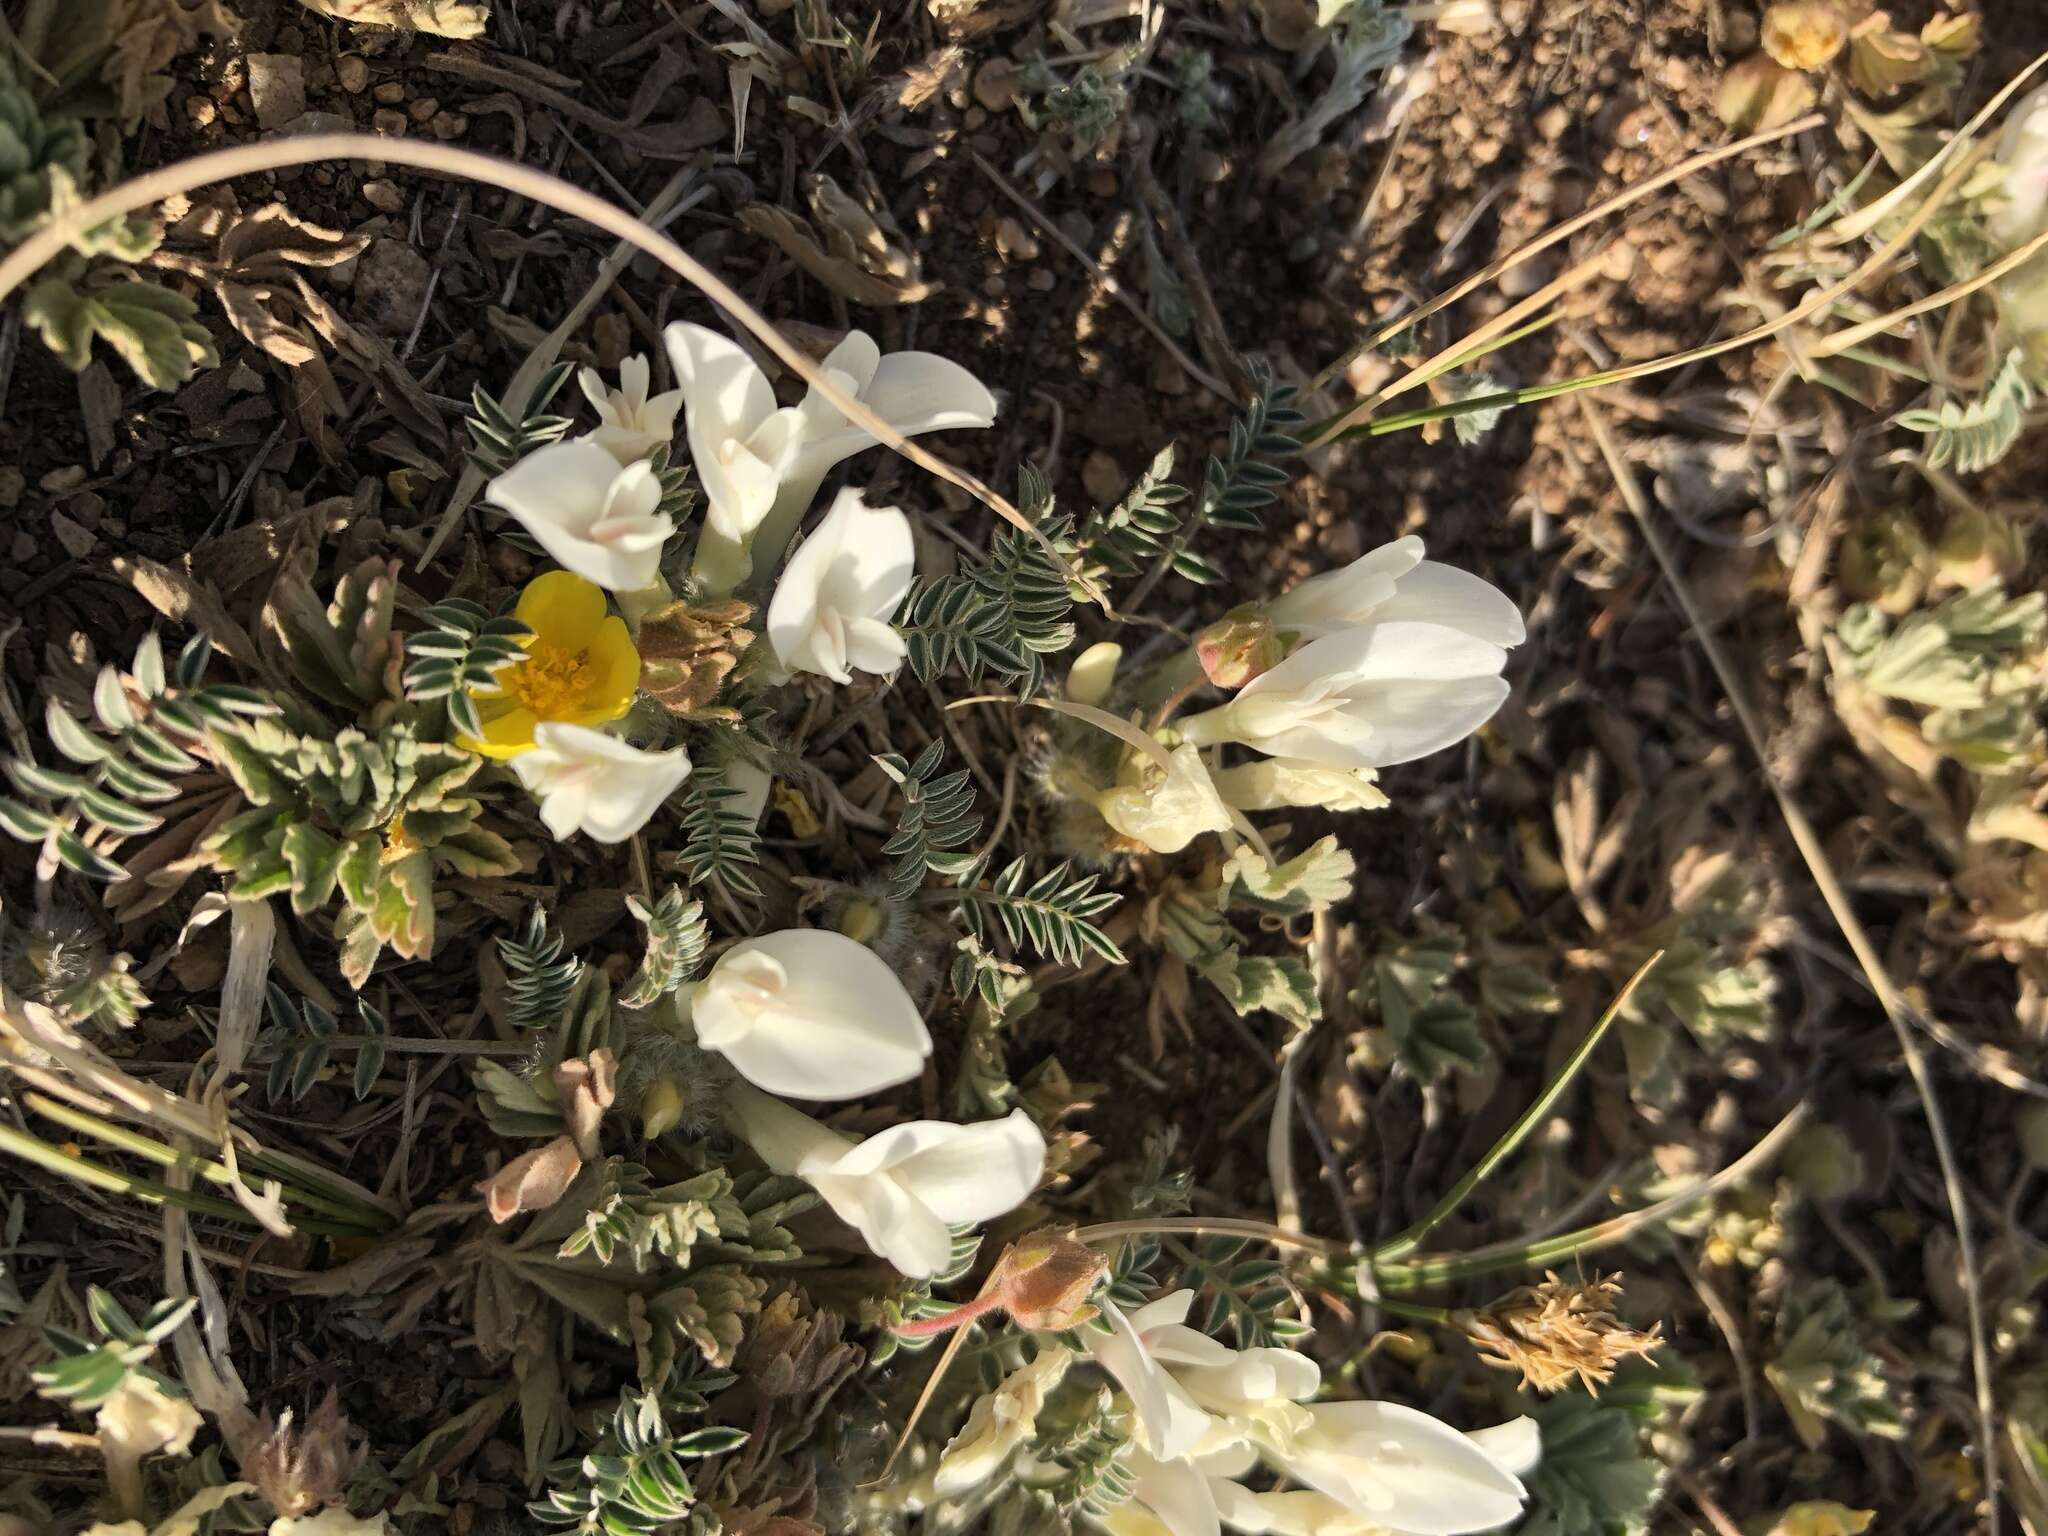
[663,322,996,590]
[1093,744,1234,854]
[724,1083,1045,1278]
[1083,1290,1232,1461]
[936,1346,1073,1494]
[1258,1404,1538,1536]
[765,487,916,684]
[692,928,931,1100]
[1179,622,1512,770]
[1265,535,1525,647]
[509,723,692,844]
[488,440,674,594]
[578,354,684,464]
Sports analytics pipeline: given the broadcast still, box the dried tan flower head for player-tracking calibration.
[1761,0,1848,71]
[636,598,755,718]
[1457,1272,1663,1395]
[237,1390,364,1520]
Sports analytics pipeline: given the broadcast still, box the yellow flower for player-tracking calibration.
[463,571,640,759]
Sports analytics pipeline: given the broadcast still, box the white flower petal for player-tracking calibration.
[1279,1401,1529,1536]
[1088,1295,1217,1461]
[664,322,782,537]
[811,1160,953,1276]
[514,724,692,845]
[767,488,916,682]
[1127,1449,1222,1536]
[1267,535,1423,636]
[791,346,999,473]
[1464,1416,1541,1479]
[1368,560,1527,646]
[814,1109,1045,1224]
[489,441,672,591]
[694,928,931,1099]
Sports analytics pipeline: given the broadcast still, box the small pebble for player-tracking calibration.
[1026,268,1056,293]
[1081,451,1125,506]
[372,108,407,136]
[972,59,1016,112]
[245,54,306,130]
[50,511,97,559]
[338,55,370,94]
[408,96,439,124]
[373,81,405,105]
[362,178,405,213]
[431,111,468,140]
[186,96,217,127]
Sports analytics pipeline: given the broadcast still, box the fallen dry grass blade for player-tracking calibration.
[1307,111,1828,419]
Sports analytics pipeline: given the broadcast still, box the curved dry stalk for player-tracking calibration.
[1306,111,1827,414]
[1813,49,2048,249]
[0,133,1108,611]
[1578,394,2002,1527]
[1812,219,2048,358]
[1347,136,1989,441]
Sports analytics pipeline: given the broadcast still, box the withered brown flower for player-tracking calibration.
[237,1390,364,1520]
[636,598,755,718]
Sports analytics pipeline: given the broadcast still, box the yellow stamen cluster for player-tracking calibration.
[1457,1271,1663,1395]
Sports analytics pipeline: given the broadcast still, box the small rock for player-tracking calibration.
[9,529,33,563]
[973,59,1016,112]
[246,54,306,130]
[373,81,405,105]
[993,216,1039,261]
[40,465,86,494]
[337,55,370,94]
[1536,103,1570,141]
[354,238,433,336]
[67,492,103,530]
[1026,268,1056,293]
[1081,451,1125,506]
[1086,169,1118,198]
[50,510,96,559]
[431,111,468,140]
[362,178,405,214]
[408,96,439,124]
[1192,148,1229,184]
[0,466,23,509]
[186,95,217,128]
[372,108,408,136]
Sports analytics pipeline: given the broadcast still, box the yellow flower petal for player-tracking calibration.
[582,615,642,719]
[517,570,609,651]
[465,706,541,759]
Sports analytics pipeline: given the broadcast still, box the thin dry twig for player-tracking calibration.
[966,148,1236,405]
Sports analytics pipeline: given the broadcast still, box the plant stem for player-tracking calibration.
[1369,1100,1810,1293]
[22,1093,386,1230]
[0,1121,381,1238]
[1071,1217,1344,1255]
[1371,952,1660,1265]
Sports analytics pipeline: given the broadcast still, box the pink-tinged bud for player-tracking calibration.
[1195,611,1282,690]
[477,1135,583,1223]
[992,1229,1107,1330]
[891,1228,1108,1340]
